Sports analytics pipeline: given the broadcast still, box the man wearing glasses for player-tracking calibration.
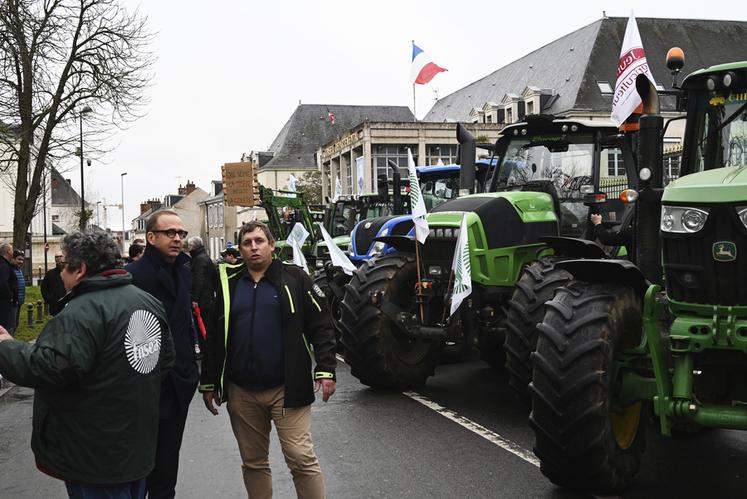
[126,210,199,499]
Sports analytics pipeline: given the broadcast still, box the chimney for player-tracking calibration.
[185,180,196,195]
[140,199,162,215]
[177,184,187,196]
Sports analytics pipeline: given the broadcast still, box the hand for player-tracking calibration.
[203,391,220,415]
[0,326,12,343]
[314,379,336,402]
[590,213,602,226]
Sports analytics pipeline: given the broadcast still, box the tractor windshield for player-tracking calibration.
[330,201,358,237]
[692,90,747,171]
[496,135,595,237]
[421,175,460,211]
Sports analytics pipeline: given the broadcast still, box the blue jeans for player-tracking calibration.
[65,479,146,499]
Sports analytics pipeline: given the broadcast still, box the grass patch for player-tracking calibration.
[14,285,52,342]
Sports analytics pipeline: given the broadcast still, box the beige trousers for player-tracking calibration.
[226,382,325,499]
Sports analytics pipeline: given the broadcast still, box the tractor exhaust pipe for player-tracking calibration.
[387,160,404,215]
[457,123,476,195]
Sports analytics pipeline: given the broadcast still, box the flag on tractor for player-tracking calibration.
[287,222,310,274]
[610,11,657,126]
[328,109,335,124]
[318,223,357,276]
[407,148,429,244]
[449,214,472,317]
[410,42,447,85]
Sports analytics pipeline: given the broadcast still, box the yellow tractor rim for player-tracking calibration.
[610,401,642,450]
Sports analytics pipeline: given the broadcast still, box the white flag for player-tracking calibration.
[287,222,309,274]
[449,215,472,317]
[333,177,342,201]
[355,156,365,194]
[287,173,298,192]
[611,12,657,126]
[318,223,357,276]
[407,148,429,244]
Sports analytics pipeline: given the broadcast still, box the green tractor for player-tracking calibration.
[529,59,747,492]
[338,119,638,389]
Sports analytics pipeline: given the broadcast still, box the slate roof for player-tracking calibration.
[262,104,415,170]
[424,17,747,122]
[50,167,81,206]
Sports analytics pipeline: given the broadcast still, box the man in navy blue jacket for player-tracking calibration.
[126,210,198,499]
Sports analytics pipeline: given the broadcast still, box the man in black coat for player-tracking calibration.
[0,242,17,332]
[187,236,216,348]
[41,252,67,316]
[126,210,199,499]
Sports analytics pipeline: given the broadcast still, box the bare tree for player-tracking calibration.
[0,0,154,250]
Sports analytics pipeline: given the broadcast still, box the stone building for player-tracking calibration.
[250,104,414,192]
[318,121,502,199]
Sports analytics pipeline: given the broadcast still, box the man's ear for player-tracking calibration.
[73,262,88,284]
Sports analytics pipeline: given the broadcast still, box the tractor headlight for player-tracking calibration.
[737,207,747,229]
[368,241,386,257]
[661,206,710,233]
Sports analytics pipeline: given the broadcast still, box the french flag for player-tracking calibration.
[410,42,447,85]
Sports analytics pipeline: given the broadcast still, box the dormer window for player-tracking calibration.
[597,81,613,94]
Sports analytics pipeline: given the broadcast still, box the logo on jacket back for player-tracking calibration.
[125,309,162,374]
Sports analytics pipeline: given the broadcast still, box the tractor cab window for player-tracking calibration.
[331,203,358,237]
[498,136,595,237]
[692,90,747,172]
[363,203,393,219]
[421,176,460,211]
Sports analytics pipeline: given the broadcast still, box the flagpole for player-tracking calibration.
[441,269,455,325]
[414,239,425,323]
[412,83,417,122]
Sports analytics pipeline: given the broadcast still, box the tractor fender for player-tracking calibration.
[373,235,416,254]
[554,258,650,297]
[539,236,608,259]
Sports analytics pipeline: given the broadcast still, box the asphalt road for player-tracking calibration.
[2,357,747,498]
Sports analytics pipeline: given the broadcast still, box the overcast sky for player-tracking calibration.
[74,0,747,230]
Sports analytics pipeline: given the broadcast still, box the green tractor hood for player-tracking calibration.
[663,166,747,204]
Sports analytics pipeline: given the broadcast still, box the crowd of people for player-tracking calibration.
[0,210,337,499]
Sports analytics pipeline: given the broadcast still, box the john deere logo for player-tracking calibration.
[713,241,737,262]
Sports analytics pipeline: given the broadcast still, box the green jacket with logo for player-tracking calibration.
[199,260,336,407]
[0,271,175,484]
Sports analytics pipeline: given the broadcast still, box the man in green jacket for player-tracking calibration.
[0,232,175,499]
[200,221,336,499]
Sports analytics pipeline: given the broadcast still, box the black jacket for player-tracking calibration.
[41,267,66,316]
[0,256,17,329]
[199,260,336,407]
[126,245,199,417]
[0,271,175,484]
[189,246,217,311]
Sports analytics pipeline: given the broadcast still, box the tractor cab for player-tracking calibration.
[489,116,637,240]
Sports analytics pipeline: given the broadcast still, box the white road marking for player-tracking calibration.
[336,354,617,498]
[402,390,540,467]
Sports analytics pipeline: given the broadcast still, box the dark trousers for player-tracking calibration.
[65,479,146,499]
[146,412,188,499]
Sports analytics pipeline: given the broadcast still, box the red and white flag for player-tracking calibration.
[410,42,447,85]
[327,109,335,124]
[610,12,657,126]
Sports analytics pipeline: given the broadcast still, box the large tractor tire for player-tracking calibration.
[339,253,440,389]
[313,271,344,350]
[529,281,647,493]
[504,258,572,403]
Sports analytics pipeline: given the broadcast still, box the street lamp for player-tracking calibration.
[78,105,92,230]
[96,201,101,227]
[121,172,128,254]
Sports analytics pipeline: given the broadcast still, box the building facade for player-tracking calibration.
[318,121,502,199]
